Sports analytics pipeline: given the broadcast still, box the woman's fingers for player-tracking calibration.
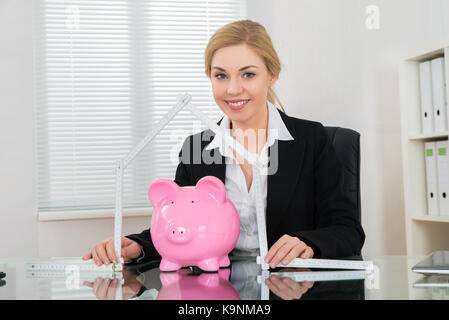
[265,235,315,268]
[106,239,118,264]
[281,277,302,295]
[299,246,314,259]
[271,243,294,268]
[265,276,296,300]
[106,279,119,300]
[122,237,142,261]
[83,278,119,300]
[267,237,307,268]
[83,236,141,265]
[265,276,286,299]
[264,236,288,265]
[265,276,313,300]
[266,238,293,268]
[82,252,92,261]
[281,244,306,266]
[96,242,111,265]
[91,247,101,266]
[97,278,111,299]
[92,277,103,296]
[302,281,315,289]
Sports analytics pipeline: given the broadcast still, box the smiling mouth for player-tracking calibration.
[225,99,250,108]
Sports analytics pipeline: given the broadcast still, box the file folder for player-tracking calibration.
[425,142,440,216]
[431,57,448,132]
[419,61,435,133]
[436,140,449,216]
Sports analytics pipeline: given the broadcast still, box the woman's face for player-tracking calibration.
[209,43,277,126]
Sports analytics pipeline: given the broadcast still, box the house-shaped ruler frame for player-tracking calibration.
[113,93,269,271]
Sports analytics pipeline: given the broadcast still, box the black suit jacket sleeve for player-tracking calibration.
[125,229,160,263]
[288,123,365,258]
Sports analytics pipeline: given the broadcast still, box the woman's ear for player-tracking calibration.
[269,73,278,87]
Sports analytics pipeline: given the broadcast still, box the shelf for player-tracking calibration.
[399,40,449,256]
[411,215,449,223]
[408,131,449,141]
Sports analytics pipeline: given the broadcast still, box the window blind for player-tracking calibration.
[34,0,245,214]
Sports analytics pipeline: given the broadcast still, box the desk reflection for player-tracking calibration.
[81,257,366,300]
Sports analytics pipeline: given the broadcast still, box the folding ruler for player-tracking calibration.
[258,269,371,300]
[113,93,373,273]
[26,258,124,299]
[27,258,124,272]
[112,93,263,267]
[26,269,123,283]
[257,270,370,284]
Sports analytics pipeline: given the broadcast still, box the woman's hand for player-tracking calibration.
[265,275,314,300]
[264,234,314,269]
[82,236,142,265]
[83,277,121,300]
[83,270,143,300]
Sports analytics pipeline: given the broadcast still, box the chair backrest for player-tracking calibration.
[324,127,361,224]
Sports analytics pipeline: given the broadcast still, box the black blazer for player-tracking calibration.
[126,108,365,260]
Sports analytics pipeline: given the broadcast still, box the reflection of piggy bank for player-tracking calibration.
[157,268,239,300]
[149,176,240,272]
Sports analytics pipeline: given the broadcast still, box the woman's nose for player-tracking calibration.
[227,77,243,95]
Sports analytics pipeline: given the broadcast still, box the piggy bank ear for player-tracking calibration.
[196,176,226,204]
[148,179,179,209]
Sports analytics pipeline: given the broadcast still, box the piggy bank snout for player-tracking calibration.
[167,226,192,244]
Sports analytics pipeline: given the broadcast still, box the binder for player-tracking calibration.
[419,61,435,133]
[424,142,440,216]
[431,57,448,132]
[436,140,449,216]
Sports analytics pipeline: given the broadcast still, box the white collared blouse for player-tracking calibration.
[204,101,294,255]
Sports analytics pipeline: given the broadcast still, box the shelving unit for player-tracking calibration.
[399,37,449,256]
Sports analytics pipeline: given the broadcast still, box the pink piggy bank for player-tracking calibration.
[148,176,240,272]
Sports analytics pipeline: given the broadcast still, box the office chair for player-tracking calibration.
[325,126,363,295]
[324,127,361,226]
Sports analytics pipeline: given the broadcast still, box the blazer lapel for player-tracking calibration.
[197,146,226,185]
[191,127,226,185]
[206,119,227,185]
[266,112,306,245]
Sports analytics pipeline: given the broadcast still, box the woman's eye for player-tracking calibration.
[214,73,254,79]
[214,73,227,79]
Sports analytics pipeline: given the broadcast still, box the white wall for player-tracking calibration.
[0,0,447,259]
[0,0,38,257]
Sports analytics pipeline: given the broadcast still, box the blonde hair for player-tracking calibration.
[204,19,285,113]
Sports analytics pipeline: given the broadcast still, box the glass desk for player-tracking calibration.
[0,255,448,300]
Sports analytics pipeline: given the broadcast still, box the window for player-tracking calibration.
[34,0,245,218]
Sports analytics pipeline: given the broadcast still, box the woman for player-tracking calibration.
[83,19,365,270]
